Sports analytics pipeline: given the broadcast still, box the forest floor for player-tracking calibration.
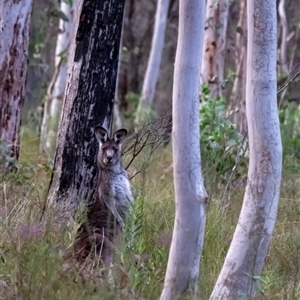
[1,126,300,300]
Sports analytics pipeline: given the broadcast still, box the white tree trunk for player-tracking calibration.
[0,0,33,166]
[210,0,282,298]
[278,0,288,75]
[40,0,75,152]
[135,0,170,123]
[201,0,229,99]
[113,29,124,130]
[160,1,207,299]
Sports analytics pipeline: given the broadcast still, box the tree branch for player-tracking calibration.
[277,64,300,94]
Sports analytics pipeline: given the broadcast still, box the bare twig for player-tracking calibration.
[129,170,142,180]
[277,64,300,94]
[122,109,172,176]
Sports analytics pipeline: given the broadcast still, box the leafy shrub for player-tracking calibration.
[0,141,18,170]
[279,102,300,174]
[200,85,247,185]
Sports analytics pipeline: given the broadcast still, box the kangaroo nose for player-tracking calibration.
[105,149,114,164]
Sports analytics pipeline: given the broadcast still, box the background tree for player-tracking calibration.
[135,0,170,123]
[278,0,288,75]
[160,0,208,298]
[0,0,34,167]
[47,0,125,219]
[228,0,247,132]
[210,0,282,298]
[116,0,178,121]
[40,0,76,152]
[201,0,229,99]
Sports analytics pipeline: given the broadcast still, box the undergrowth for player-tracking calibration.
[1,104,300,299]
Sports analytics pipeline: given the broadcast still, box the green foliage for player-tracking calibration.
[236,26,244,36]
[120,92,141,124]
[121,91,157,126]
[0,141,18,170]
[125,92,140,109]
[135,107,157,124]
[1,117,300,299]
[200,85,246,186]
[279,102,300,169]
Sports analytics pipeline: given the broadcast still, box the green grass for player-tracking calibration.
[1,128,300,299]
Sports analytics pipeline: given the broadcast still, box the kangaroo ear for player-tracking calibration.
[95,125,108,144]
[113,129,127,145]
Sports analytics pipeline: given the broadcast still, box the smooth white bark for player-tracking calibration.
[201,0,229,98]
[40,0,75,151]
[278,0,288,75]
[135,0,170,122]
[210,0,282,298]
[160,1,207,299]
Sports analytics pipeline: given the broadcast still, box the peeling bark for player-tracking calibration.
[210,0,282,298]
[0,0,33,167]
[201,0,229,99]
[47,0,125,219]
[229,0,247,132]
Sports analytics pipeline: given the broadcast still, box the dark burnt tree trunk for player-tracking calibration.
[0,0,33,168]
[47,0,125,218]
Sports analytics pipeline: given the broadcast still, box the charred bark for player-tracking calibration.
[47,0,125,218]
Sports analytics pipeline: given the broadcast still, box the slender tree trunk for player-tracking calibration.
[278,0,288,75]
[113,29,124,130]
[160,1,208,299]
[201,0,229,99]
[229,0,247,132]
[278,0,289,106]
[40,0,76,152]
[135,0,170,123]
[0,0,33,167]
[210,0,282,298]
[47,0,125,219]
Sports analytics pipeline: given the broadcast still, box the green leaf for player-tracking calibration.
[210,141,222,151]
[58,10,69,22]
[236,26,244,35]
[64,0,73,5]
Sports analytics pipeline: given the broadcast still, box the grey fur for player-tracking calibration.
[95,125,133,230]
[72,126,133,262]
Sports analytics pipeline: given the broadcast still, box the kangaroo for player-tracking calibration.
[94,125,133,231]
[73,126,133,263]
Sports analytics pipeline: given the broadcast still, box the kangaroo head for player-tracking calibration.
[95,125,127,168]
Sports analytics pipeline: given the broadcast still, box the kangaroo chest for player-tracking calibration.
[98,171,133,205]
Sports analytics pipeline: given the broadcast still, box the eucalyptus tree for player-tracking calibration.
[160,0,208,299]
[47,0,125,219]
[135,0,170,123]
[0,0,33,167]
[40,0,76,152]
[210,0,282,298]
[201,0,229,98]
[229,0,247,132]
